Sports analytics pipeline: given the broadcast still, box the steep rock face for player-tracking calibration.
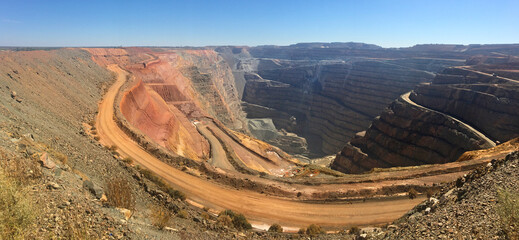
[411,70,519,142]
[332,97,494,173]
[178,50,247,131]
[242,61,435,155]
[332,66,519,173]
[120,80,210,161]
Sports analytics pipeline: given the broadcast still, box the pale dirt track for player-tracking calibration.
[97,64,425,229]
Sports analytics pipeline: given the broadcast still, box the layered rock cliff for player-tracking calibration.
[332,66,519,173]
[242,61,435,155]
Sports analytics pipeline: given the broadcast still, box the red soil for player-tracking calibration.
[120,80,209,161]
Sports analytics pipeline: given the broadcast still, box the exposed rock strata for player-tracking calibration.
[333,66,519,173]
[242,61,435,155]
[120,80,210,161]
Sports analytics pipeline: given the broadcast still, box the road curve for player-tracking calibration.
[401,92,496,147]
[97,64,425,230]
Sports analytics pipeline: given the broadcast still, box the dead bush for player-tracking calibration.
[497,188,519,240]
[105,178,135,210]
[268,223,283,233]
[150,205,172,230]
[408,187,418,199]
[297,228,306,234]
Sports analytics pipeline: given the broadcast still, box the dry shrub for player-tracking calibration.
[63,213,92,239]
[408,188,418,199]
[121,157,133,165]
[497,188,519,240]
[105,178,135,210]
[218,210,251,230]
[201,212,211,221]
[268,223,283,233]
[217,214,232,227]
[136,166,186,201]
[297,228,306,234]
[0,151,41,185]
[177,210,188,219]
[150,205,172,230]
[349,226,361,235]
[107,145,118,151]
[0,170,36,238]
[426,188,439,198]
[306,224,324,235]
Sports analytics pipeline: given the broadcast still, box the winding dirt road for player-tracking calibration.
[97,64,425,230]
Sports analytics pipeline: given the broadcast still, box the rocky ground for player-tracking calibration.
[370,151,519,240]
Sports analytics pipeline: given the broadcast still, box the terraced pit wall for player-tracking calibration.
[332,67,519,173]
[242,61,435,155]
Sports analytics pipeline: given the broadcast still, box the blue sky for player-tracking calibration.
[1,0,518,47]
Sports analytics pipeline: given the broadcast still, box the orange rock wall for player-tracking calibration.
[120,80,209,160]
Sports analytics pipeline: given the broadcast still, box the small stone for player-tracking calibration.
[40,152,57,169]
[387,224,398,229]
[100,194,108,202]
[425,207,431,214]
[48,182,60,190]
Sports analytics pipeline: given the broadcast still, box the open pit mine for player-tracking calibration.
[1,43,519,238]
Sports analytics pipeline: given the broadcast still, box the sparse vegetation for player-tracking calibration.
[0,165,36,239]
[297,228,306,234]
[136,166,186,201]
[268,223,283,233]
[0,153,41,185]
[105,177,135,210]
[218,210,252,230]
[107,145,118,151]
[306,224,324,235]
[63,214,92,239]
[408,187,418,199]
[217,214,233,227]
[121,157,133,164]
[497,188,519,240]
[349,226,361,235]
[426,188,438,198]
[150,205,172,230]
[177,209,188,219]
[201,212,211,221]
